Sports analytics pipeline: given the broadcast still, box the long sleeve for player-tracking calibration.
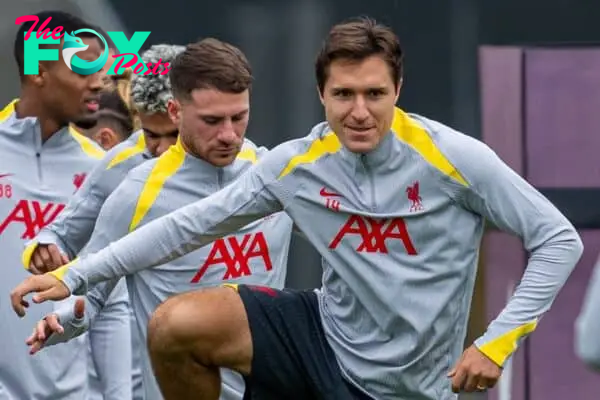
[575,255,600,370]
[25,157,114,261]
[450,139,583,367]
[52,160,285,295]
[45,278,120,346]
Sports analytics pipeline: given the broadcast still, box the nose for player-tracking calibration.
[88,71,103,93]
[217,120,237,143]
[351,95,369,121]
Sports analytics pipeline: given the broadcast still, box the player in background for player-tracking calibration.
[575,255,600,370]
[10,16,583,400]
[22,43,185,400]
[0,10,117,400]
[76,89,135,149]
[21,38,293,400]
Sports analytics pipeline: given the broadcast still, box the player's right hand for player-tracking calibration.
[29,244,70,275]
[10,274,72,317]
[25,298,85,355]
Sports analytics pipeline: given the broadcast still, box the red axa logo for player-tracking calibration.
[0,199,65,239]
[73,173,86,192]
[190,232,273,283]
[329,215,418,254]
[406,181,424,212]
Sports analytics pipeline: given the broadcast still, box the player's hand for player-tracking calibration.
[448,344,502,393]
[10,274,71,317]
[29,244,70,274]
[26,298,85,355]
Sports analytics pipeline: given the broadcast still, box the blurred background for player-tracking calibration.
[2,0,600,399]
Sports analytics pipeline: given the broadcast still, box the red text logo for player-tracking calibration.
[190,232,273,283]
[0,200,65,239]
[329,215,418,254]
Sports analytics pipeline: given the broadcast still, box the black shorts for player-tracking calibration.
[235,284,373,400]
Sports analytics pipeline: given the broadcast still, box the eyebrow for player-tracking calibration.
[198,109,249,119]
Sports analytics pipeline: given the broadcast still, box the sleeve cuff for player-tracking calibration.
[49,260,88,296]
[474,320,538,367]
[22,230,72,270]
[44,304,89,347]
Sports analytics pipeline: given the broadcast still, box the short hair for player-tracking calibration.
[14,10,97,78]
[315,17,404,94]
[92,25,116,50]
[131,44,185,114]
[169,38,252,101]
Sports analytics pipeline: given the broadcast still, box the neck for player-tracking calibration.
[16,87,65,142]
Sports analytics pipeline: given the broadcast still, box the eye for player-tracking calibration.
[367,89,385,98]
[232,114,246,122]
[333,89,352,98]
[202,117,220,125]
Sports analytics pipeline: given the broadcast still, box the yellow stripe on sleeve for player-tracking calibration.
[278,132,341,179]
[478,320,538,366]
[69,127,105,159]
[128,139,186,231]
[21,241,39,270]
[49,258,79,281]
[0,99,17,123]
[391,108,468,187]
[107,132,146,169]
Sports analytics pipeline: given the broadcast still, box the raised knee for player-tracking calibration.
[147,294,187,356]
[147,287,237,358]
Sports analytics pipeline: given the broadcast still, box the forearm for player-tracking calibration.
[45,279,121,346]
[52,173,279,295]
[476,225,582,365]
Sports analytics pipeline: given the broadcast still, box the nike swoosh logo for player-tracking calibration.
[0,173,12,179]
[319,187,341,197]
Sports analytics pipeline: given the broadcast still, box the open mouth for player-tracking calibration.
[84,99,99,112]
[345,126,374,133]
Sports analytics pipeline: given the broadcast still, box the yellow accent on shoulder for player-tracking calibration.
[478,320,538,366]
[107,132,147,169]
[22,241,39,270]
[69,126,105,159]
[391,108,468,186]
[236,147,257,164]
[49,258,79,281]
[278,132,341,179]
[0,99,17,123]
[128,139,186,231]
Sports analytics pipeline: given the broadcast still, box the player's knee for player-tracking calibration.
[148,286,241,363]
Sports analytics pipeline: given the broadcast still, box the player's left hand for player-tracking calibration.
[448,344,502,393]
[10,274,71,317]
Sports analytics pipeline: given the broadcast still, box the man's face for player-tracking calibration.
[37,36,104,124]
[139,111,179,157]
[168,88,249,167]
[319,55,400,153]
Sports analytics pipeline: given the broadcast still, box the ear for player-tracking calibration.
[94,127,120,150]
[317,85,325,106]
[394,78,403,103]
[30,62,47,87]
[167,99,181,126]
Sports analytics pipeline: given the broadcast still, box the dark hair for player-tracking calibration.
[92,25,116,50]
[14,10,98,78]
[169,38,252,101]
[315,16,403,94]
[75,89,134,138]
